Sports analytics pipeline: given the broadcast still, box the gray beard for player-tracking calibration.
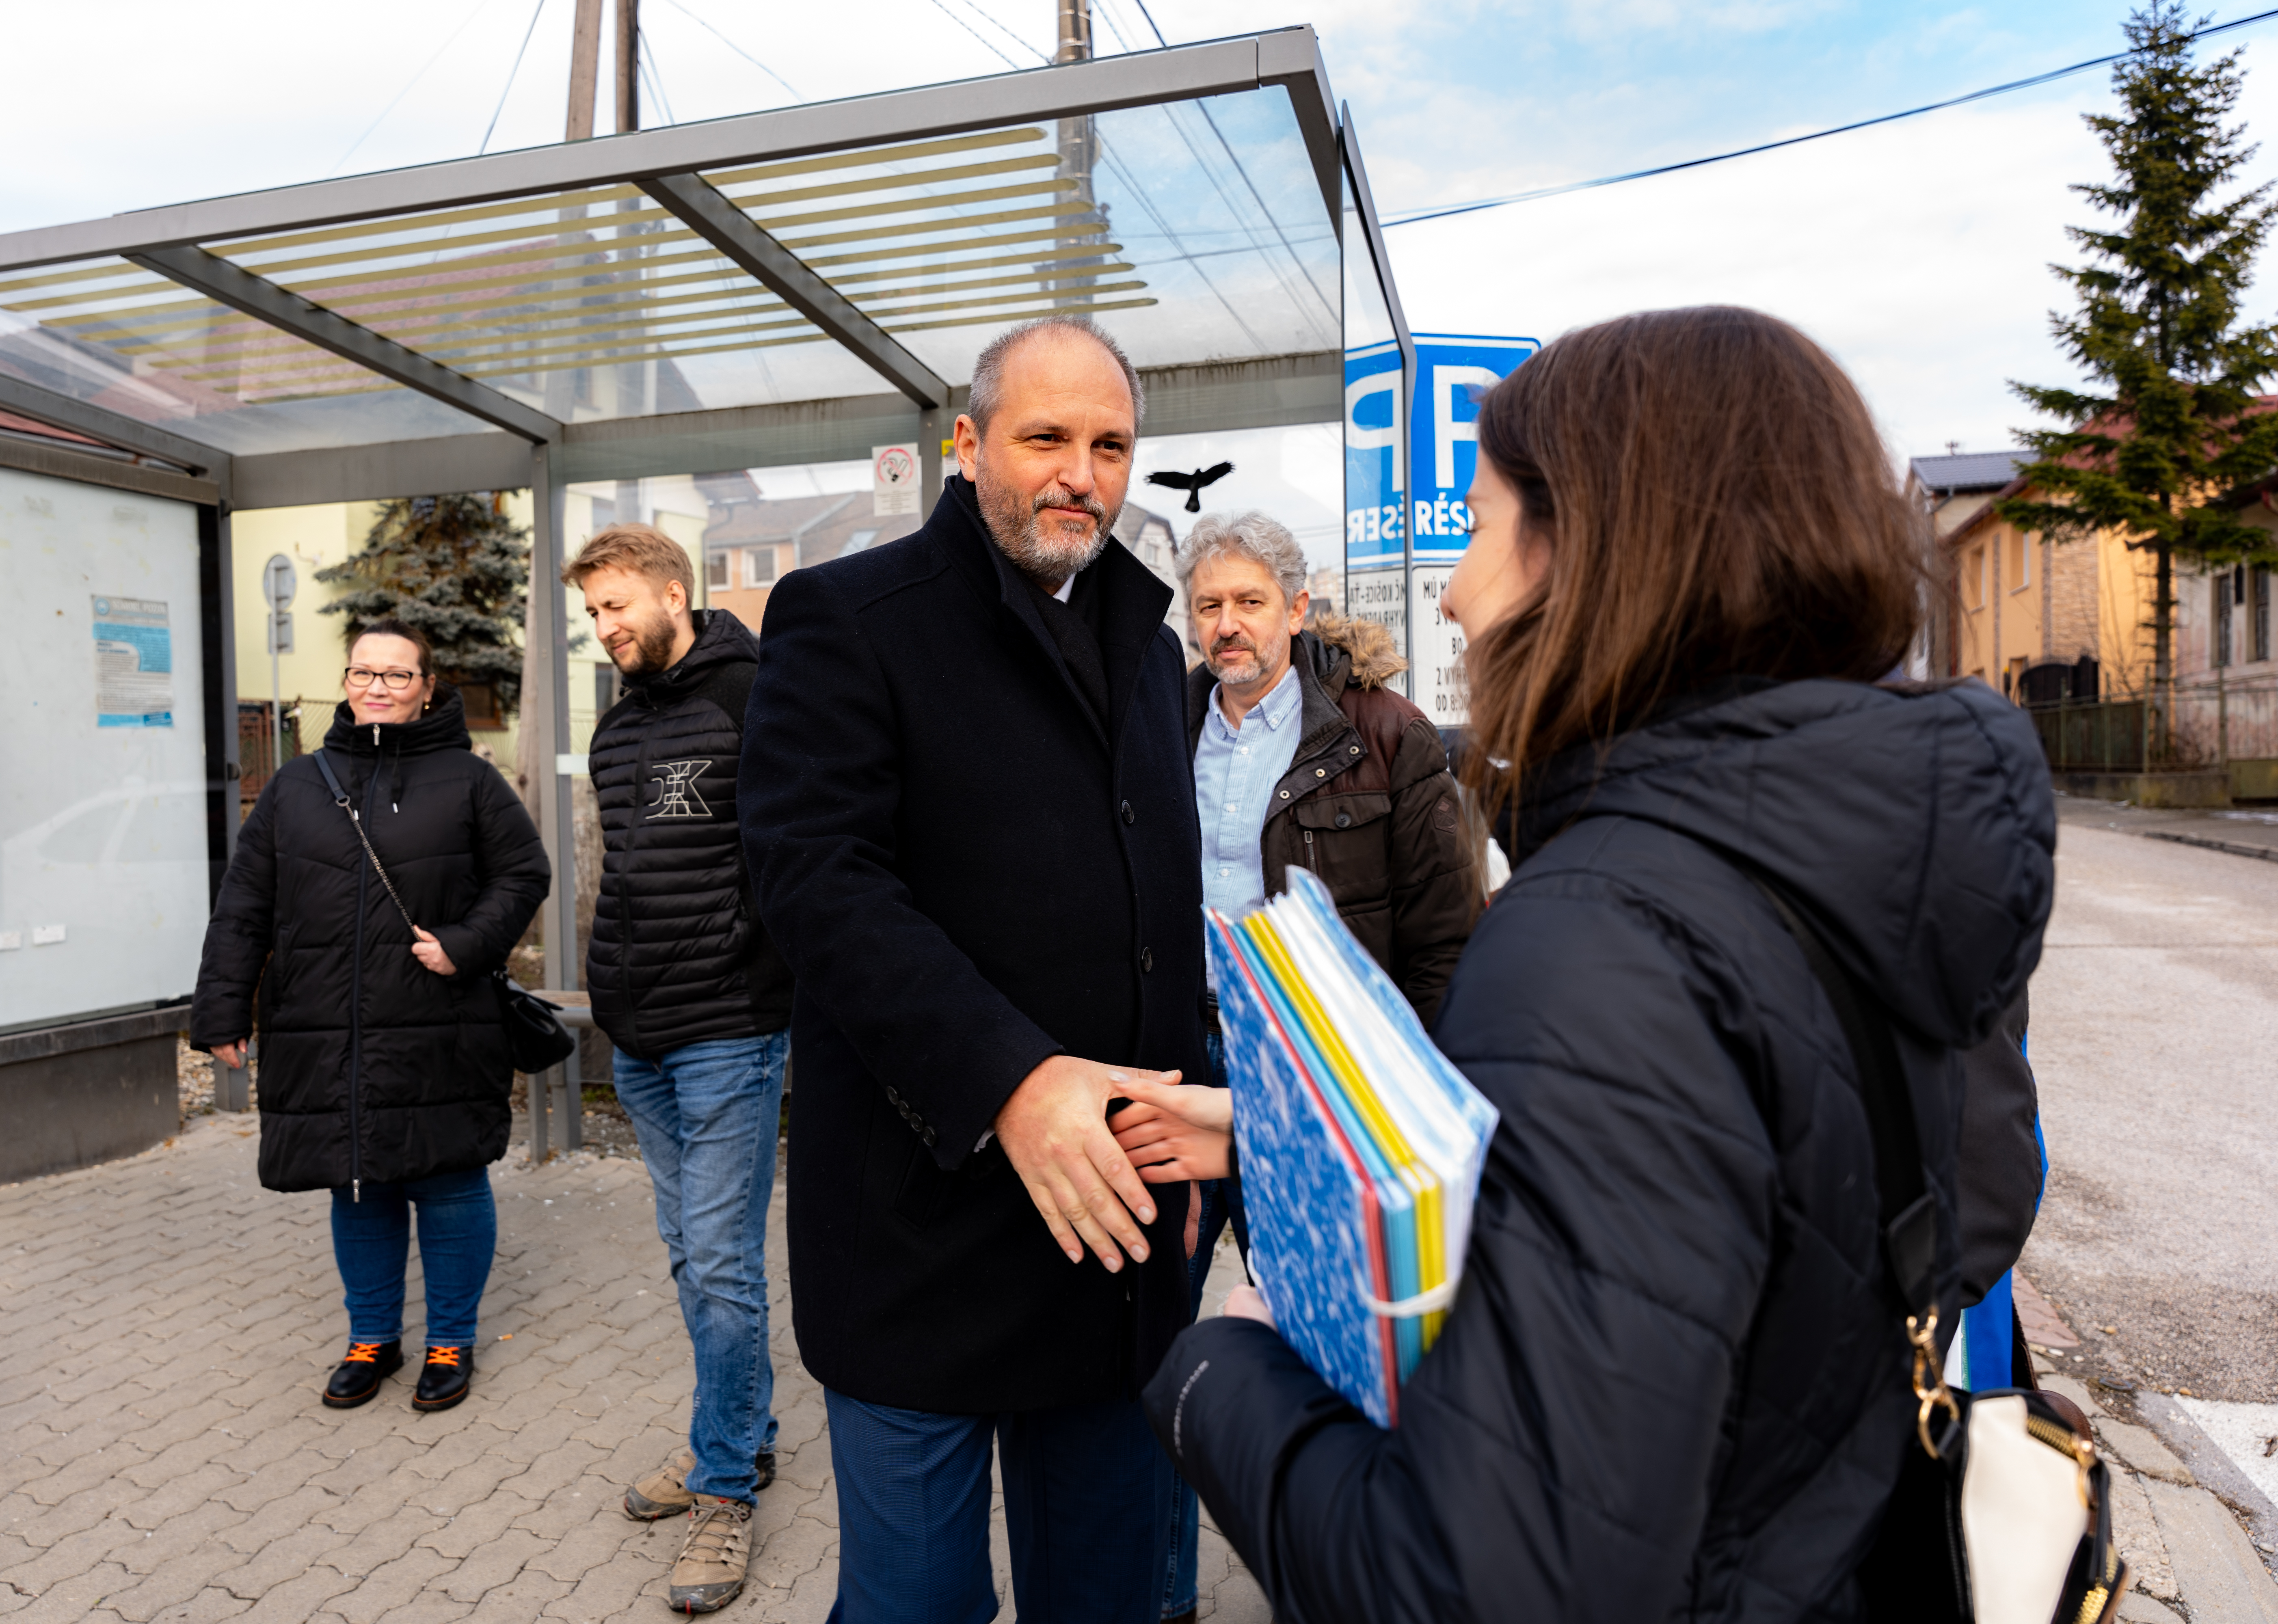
[979,468,1117,589]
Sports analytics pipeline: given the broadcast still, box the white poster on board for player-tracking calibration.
[0,471,207,1031]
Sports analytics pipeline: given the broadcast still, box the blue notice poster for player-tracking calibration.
[91,595,174,728]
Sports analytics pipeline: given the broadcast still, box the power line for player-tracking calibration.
[948,0,1045,63]
[478,0,551,155]
[654,0,802,102]
[638,26,676,125]
[330,0,507,176]
[1382,5,2278,229]
[920,0,1024,70]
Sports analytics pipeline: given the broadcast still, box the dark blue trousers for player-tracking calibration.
[825,1387,1175,1624]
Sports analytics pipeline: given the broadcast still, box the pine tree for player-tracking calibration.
[2002,1,2278,760]
[318,492,530,717]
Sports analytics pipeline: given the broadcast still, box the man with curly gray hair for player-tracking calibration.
[1114,507,1479,1624]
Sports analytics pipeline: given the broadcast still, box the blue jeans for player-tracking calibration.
[825,1389,1174,1624]
[330,1167,496,1348]
[615,1031,788,1503]
[1162,1031,1234,1619]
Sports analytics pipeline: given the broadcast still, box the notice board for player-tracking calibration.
[0,466,208,1032]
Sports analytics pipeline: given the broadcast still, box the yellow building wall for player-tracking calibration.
[1952,517,2047,698]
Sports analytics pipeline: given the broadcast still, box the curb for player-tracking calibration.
[2141,830,2278,864]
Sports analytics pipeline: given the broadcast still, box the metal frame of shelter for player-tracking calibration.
[0,25,1410,1014]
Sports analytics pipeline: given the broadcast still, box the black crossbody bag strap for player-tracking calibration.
[312,749,417,933]
[313,750,578,1074]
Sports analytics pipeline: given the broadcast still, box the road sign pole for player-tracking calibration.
[263,555,298,788]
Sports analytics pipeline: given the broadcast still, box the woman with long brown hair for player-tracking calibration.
[1137,307,2055,1619]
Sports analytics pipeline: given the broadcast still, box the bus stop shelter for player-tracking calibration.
[0,26,1414,1154]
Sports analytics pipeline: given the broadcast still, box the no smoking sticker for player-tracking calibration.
[872,443,919,516]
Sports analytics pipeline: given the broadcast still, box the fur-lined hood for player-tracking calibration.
[1306,611,1408,692]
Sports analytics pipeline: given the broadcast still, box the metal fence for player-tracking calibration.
[2029,700,2147,773]
[237,700,303,801]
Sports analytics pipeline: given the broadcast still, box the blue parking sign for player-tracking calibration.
[1344,339,1405,570]
[1409,335,1538,566]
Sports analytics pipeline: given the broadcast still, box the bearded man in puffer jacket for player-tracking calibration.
[563,523,794,1616]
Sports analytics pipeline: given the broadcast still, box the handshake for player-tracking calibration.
[988,1057,1235,1272]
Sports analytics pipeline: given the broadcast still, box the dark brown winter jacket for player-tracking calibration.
[1186,614,1478,1027]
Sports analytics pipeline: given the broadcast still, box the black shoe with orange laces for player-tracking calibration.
[413,1344,474,1411]
[322,1339,404,1409]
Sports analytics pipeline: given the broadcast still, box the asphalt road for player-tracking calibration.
[2023,796,2278,1402]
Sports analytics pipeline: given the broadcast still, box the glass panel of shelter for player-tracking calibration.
[0,254,493,455]
[1340,143,1406,693]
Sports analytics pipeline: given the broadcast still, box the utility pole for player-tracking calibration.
[1054,0,1098,306]
[566,0,603,140]
[612,0,646,521]
[614,0,639,136]
[524,0,605,827]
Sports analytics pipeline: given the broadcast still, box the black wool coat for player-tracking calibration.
[190,688,551,1194]
[1145,678,2056,1623]
[741,475,1210,1414]
[587,608,792,1058]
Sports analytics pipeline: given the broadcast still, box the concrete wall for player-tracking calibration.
[0,1006,182,1182]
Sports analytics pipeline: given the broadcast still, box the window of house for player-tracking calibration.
[707,550,730,590]
[2006,528,2030,591]
[2215,572,2235,668]
[2255,567,2272,664]
[1965,546,1986,609]
[744,546,778,586]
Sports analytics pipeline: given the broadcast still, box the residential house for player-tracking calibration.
[1915,449,2155,703]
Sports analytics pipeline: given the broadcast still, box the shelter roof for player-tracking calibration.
[0,28,1355,505]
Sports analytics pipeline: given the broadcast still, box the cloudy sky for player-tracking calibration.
[3,0,2271,535]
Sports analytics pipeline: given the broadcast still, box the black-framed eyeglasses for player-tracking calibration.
[344,667,421,691]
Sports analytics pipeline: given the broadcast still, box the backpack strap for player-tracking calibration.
[1744,871,1960,1456]
[1745,875,1939,1322]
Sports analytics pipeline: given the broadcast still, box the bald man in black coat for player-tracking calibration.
[740,314,1208,1624]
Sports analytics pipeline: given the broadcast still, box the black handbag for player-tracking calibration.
[1748,875,2128,1624]
[311,749,577,1075]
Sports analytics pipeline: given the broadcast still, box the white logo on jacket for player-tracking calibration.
[646,759,713,818]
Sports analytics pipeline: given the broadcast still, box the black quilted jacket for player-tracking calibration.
[1144,677,2056,1622]
[586,609,792,1058]
[190,687,550,1193]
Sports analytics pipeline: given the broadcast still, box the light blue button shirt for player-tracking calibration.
[1195,664,1305,948]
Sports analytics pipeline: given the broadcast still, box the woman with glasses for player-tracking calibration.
[192,618,549,1412]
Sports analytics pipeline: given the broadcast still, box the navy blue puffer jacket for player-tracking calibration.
[1144,677,2055,1622]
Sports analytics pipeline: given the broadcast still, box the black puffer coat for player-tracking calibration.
[587,609,792,1058]
[1144,678,2055,1622]
[190,688,551,1194]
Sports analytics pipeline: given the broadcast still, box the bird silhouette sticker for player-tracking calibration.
[1145,461,1234,513]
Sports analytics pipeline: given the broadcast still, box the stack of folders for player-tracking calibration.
[1205,868,1499,1428]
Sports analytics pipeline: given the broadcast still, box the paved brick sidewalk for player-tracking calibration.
[0,1114,1269,1623]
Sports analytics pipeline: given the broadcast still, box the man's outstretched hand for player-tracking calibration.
[994,1056,1181,1272]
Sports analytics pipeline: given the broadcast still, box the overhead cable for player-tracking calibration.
[478,0,551,155]
[655,0,804,101]
[1381,5,2278,228]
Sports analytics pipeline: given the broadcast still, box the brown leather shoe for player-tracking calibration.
[668,1494,752,1614]
[625,1447,697,1521]
[626,1448,777,1520]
